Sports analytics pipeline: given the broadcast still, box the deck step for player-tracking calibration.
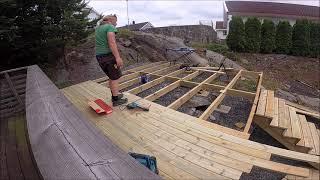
[256,89,268,116]
[296,115,313,149]
[283,168,319,180]
[308,122,320,155]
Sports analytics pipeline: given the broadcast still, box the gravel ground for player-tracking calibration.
[153,86,191,107]
[241,125,312,180]
[174,71,192,78]
[120,76,158,92]
[209,96,253,130]
[136,81,172,98]
[210,71,237,86]
[190,72,214,83]
[177,91,219,117]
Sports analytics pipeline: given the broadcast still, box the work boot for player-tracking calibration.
[112,97,128,106]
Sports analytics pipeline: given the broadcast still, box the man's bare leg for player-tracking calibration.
[109,79,127,106]
[109,79,119,96]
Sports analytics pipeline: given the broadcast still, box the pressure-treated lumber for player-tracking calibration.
[243,73,263,133]
[62,81,317,178]
[199,70,243,120]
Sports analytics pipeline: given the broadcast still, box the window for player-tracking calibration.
[223,30,227,35]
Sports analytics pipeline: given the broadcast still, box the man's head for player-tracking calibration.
[101,14,117,26]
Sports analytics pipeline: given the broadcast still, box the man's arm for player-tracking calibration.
[107,32,123,68]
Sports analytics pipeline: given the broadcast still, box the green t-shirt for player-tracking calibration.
[95,24,118,55]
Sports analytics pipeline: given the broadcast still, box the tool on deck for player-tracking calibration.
[126,102,150,111]
[129,152,159,174]
[88,99,113,114]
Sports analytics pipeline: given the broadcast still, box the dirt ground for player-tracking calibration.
[236,53,320,92]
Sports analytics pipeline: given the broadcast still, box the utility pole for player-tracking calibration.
[126,0,129,28]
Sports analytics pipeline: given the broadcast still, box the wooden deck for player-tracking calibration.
[62,80,319,179]
[0,114,41,180]
[25,65,161,179]
[255,89,320,169]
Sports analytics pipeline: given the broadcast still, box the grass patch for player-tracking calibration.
[117,29,134,39]
[191,42,229,55]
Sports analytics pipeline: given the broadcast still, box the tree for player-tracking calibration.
[0,0,91,70]
[275,21,292,54]
[244,17,261,52]
[226,16,245,52]
[291,19,310,56]
[309,22,320,57]
[260,19,275,53]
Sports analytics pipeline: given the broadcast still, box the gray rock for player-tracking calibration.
[186,96,211,108]
[296,95,320,109]
[275,89,298,103]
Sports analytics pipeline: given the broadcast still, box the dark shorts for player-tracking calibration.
[96,54,122,80]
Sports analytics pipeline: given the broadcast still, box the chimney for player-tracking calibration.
[132,21,135,24]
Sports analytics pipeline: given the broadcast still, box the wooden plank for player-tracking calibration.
[15,115,40,179]
[243,73,263,133]
[270,97,280,127]
[288,107,302,140]
[119,77,141,90]
[67,82,311,178]
[64,84,232,179]
[226,88,256,101]
[0,66,28,74]
[199,70,242,121]
[285,100,320,119]
[309,122,320,155]
[283,106,293,137]
[0,94,25,105]
[128,76,166,95]
[145,81,181,101]
[0,78,26,89]
[4,73,24,106]
[151,64,181,75]
[94,61,165,83]
[265,90,275,118]
[142,62,171,73]
[6,117,24,179]
[189,68,226,74]
[0,119,9,179]
[202,83,225,91]
[182,71,201,81]
[168,73,221,110]
[297,115,313,149]
[256,89,268,116]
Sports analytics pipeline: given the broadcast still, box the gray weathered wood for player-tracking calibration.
[26,65,161,180]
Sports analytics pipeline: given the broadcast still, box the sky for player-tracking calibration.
[88,0,320,27]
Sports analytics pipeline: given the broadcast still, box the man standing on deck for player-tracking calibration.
[95,14,128,106]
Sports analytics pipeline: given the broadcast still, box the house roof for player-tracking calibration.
[225,1,320,19]
[216,21,225,29]
[120,22,150,31]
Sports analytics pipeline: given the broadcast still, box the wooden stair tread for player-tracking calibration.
[283,105,293,137]
[270,97,279,127]
[284,168,319,180]
[288,107,302,140]
[265,90,275,118]
[308,122,320,155]
[296,115,313,149]
[256,89,268,116]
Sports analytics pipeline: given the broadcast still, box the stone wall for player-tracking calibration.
[143,25,217,43]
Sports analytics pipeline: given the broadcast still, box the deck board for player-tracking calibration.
[62,81,315,178]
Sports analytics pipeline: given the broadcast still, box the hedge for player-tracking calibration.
[260,19,275,53]
[309,22,320,57]
[245,17,261,52]
[226,16,246,52]
[275,21,292,54]
[291,19,310,56]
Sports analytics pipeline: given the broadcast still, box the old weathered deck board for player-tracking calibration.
[26,65,160,180]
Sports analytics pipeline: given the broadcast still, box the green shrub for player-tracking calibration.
[275,21,292,54]
[309,22,320,57]
[244,17,261,52]
[226,16,246,52]
[260,19,275,53]
[291,19,310,56]
[191,42,229,55]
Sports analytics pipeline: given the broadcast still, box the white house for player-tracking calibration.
[83,7,100,21]
[216,1,320,40]
[119,21,154,31]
